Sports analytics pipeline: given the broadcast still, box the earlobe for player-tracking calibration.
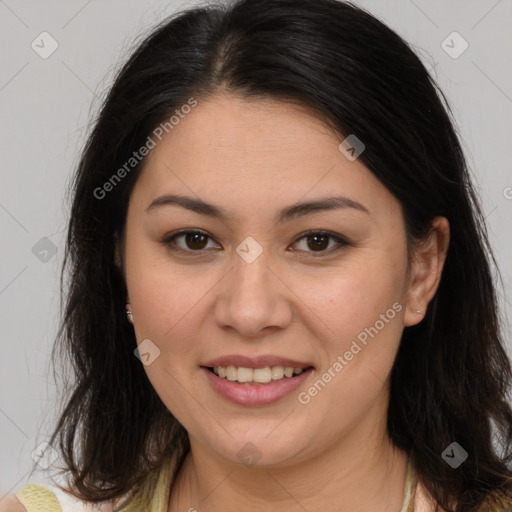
[126,303,134,324]
[404,216,450,327]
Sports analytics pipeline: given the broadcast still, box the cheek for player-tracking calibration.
[305,255,406,345]
[294,264,406,423]
[296,254,408,410]
[124,249,215,417]
[127,266,212,353]
[123,237,206,355]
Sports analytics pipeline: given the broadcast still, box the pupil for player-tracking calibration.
[187,233,207,249]
[309,235,328,251]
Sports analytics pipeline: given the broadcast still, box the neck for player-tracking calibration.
[169,412,410,512]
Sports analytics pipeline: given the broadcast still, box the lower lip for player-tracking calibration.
[201,367,314,406]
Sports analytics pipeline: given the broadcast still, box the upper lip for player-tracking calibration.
[202,355,314,369]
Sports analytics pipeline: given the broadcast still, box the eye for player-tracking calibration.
[290,230,348,256]
[162,229,220,253]
[162,229,348,257]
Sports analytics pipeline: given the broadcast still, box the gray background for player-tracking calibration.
[1,0,511,499]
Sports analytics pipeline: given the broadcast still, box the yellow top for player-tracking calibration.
[15,485,63,512]
[15,450,183,512]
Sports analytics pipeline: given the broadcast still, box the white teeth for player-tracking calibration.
[237,367,253,383]
[283,367,294,378]
[253,367,272,383]
[226,365,237,381]
[212,365,307,383]
[271,366,284,380]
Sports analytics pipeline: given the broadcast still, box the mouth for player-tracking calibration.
[204,365,313,385]
[200,358,315,406]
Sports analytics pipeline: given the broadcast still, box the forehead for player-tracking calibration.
[132,93,397,218]
[146,94,340,171]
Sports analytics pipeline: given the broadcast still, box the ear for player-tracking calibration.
[403,216,450,327]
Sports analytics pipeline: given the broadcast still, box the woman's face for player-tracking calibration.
[122,93,431,467]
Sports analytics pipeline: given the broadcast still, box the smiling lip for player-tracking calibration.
[201,355,314,406]
[202,355,313,369]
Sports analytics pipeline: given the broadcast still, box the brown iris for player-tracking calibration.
[185,232,208,250]
[306,233,329,251]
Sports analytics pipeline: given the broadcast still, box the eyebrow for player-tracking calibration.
[145,193,369,224]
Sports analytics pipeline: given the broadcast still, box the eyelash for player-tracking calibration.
[161,229,349,257]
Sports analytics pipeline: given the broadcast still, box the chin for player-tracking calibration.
[202,428,311,468]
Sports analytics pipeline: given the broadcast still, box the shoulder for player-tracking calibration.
[0,493,27,512]
[10,483,114,512]
[14,483,63,512]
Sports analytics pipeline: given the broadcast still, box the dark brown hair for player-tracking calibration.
[38,0,512,510]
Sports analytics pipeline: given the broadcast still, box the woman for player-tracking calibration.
[4,0,512,510]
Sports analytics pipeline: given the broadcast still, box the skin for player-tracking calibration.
[117,92,449,512]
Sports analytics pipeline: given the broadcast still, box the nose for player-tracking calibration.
[213,247,293,338]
